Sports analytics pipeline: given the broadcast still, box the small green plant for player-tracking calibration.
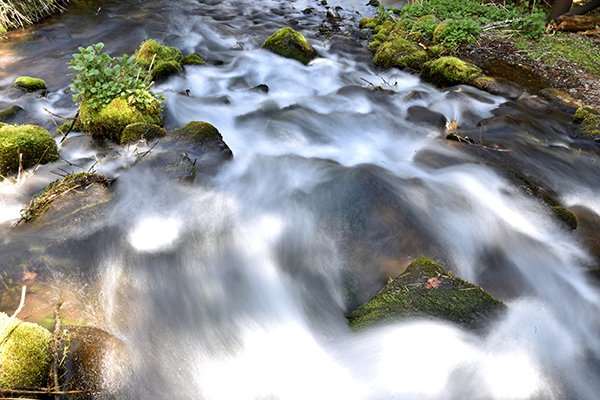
[69,43,162,113]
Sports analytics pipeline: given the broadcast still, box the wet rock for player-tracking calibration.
[406,105,447,131]
[0,312,52,389]
[0,104,24,122]
[573,106,600,137]
[348,257,506,330]
[0,124,59,178]
[550,206,578,230]
[14,76,47,92]
[571,205,600,264]
[138,151,197,183]
[373,37,429,70]
[135,39,183,81]
[421,56,482,87]
[120,123,167,145]
[262,27,317,65]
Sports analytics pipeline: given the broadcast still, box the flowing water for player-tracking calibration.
[1,0,600,399]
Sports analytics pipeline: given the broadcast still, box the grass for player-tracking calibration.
[0,0,68,32]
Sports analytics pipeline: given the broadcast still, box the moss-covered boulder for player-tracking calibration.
[348,257,506,330]
[79,97,162,143]
[373,36,429,70]
[262,27,317,65]
[0,312,52,389]
[550,206,578,230]
[0,105,24,122]
[573,106,600,137]
[14,76,47,92]
[20,172,111,223]
[136,39,183,81]
[421,56,482,87]
[182,53,206,65]
[0,124,59,178]
[121,123,167,144]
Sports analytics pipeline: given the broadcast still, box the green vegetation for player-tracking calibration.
[121,122,167,144]
[20,172,109,222]
[573,106,600,137]
[182,53,207,65]
[262,27,317,65]
[348,257,506,330]
[136,39,183,81]
[550,206,578,230]
[14,76,47,92]
[421,56,482,86]
[0,124,59,178]
[0,0,67,32]
[0,312,52,389]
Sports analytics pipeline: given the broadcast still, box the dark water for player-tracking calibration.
[1,0,600,399]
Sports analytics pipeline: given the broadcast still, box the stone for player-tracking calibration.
[262,27,317,65]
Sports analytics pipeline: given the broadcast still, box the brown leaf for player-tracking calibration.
[424,277,441,289]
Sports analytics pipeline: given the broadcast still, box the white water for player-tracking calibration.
[1,1,600,399]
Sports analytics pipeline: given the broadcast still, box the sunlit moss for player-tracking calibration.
[121,122,167,144]
[0,124,59,177]
[421,56,481,87]
[14,76,47,92]
[136,39,183,81]
[573,106,600,137]
[262,27,317,65]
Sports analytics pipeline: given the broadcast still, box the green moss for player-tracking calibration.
[14,76,47,92]
[373,36,429,70]
[20,172,109,222]
[421,56,481,87]
[136,39,183,81]
[262,27,317,65]
[573,106,600,137]
[151,60,182,81]
[0,105,24,122]
[550,206,578,231]
[172,121,220,141]
[79,97,162,142]
[348,257,505,330]
[0,312,52,389]
[359,17,378,29]
[121,123,167,144]
[182,53,206,65]
[56,120,81,136]
[0,124,59,177]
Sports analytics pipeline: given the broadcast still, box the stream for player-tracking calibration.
[1,0,600,399]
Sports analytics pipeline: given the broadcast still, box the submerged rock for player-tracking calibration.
[421,56,482,87]
[136,39,183,81]
[14,76,47,92]
[0,124,59,178]
[262,27,317,65]
[550,206,578,230]
[0,105,24,122]
[348,257,506,330]
[0,312,52,389]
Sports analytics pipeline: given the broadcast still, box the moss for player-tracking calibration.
[373,36,429,70]
[136,39,183,81]
[359,17,378,29]
[550,206,578,231]
[0,105,24,122]
[20,172,110,222]
[56,120,81,136]
[421,56,481,87]
[121,123,167,144]
[14,76,47,92]
[0,124,59,178]
[79,97,162,142]
[172,121,221,141]
[573,106,600,137]
[182,53,206,65]
[0,312,52,389]
[348,257,506,330]
[151,60,182,81]
[262,27,317,65]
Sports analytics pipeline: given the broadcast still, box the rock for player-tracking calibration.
[556,15,600,32]
[0,124,59,178]
[0,312,52,389]
[348,257,506,330]
[262,27,317,65]
[571,205,600,263]
[550,206,578,230]
[573,106,600,137]
[135,39,183,81]
[373,36,429,70]
[421,56,482,87]
[139,151,197,183]
[79,97,162,143]
[406,105,447,130]
[0,105,24,122]
[61,326,128,399]
[20,172,111,223]
[120,122,167,145]
[182,53,206,65]
[13,76,47,92]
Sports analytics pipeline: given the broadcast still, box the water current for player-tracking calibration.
[1,0,600,398]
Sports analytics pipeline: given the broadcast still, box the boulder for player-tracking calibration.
[0,124,59,178]
[121,123,167,145]
[136,39,183,81]
[262,27,317,65]
[373,36,429,70]
[14,76,47,92]
[0,105,24,122]
[0,312,52,389]
[421,56,482,87]
[348,257,506,330]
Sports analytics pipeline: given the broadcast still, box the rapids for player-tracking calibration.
[1,0,600,399]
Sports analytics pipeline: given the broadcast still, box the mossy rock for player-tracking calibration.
[573,106,600,137]
[20,172,110,222]
[136,39,183,81]
[0,124,59,178]
[170,121,232,155]
[0,312,52,389]
[550,206,578,230]
[348,257,506,330]
[79,97,162,143]
[262,27,317,65]
[421,56,482,87]
[0,105,24,122]
[121,123,167,144]
[56,120,81,136]
[14,76,47,92]
[182,53,206,65]
[373,36,429,70]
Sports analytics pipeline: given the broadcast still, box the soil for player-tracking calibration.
[459,31,600,109]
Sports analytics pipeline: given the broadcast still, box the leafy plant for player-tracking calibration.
[69,43,162,113]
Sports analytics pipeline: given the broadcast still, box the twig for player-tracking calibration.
[59,109,80,144]
[0,286,27,341]
[50,298,64,400]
